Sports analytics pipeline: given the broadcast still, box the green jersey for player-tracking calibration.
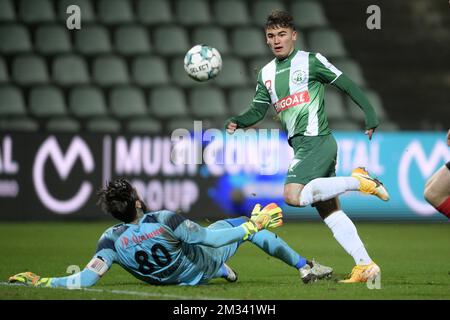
[227,49,379,138]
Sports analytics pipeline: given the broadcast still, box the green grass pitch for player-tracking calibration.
[0,221,449,300]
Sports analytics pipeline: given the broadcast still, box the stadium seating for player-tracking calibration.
[175,0,211,26]
[92,55,129,86]
[0,86,38,132]
[0,58,8,83]
[0,86,26,117]
[308,29,347,59]
[35,25,72,55]
[0,0,15,22]
[52,54,90,86]
[19,0,54,24]
[291,1,328,29]
[334,58,367,87]
[132,56,170,87]
[114,25,151,56]
[58,0,95,22]
[192,26,230,55]
[75,24,111,56]
[214,56,248,88]
[45,118,81,132]
[109,86,148,118]
[166,118,197,132]
[12,55,49,85]
[0,0,397,133]
[252,0,287,25]
[324,87,347,121]
[29,86,67,118]
[149,86,188,118]
[98,0,133,25]
[213,0,250,26]
[190,87,227,118]
[136,0,172,25]
[69,86,108,118]
[0,118,39,132]
[231,27,269,58]
[126,118,162,134]
[170,56,199,88]
[229,87,255,115]
[0,24,32,54]
[86,118,121,133]
[154,26,189,56]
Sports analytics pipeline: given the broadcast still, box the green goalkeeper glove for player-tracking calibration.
[9,272,52,287]
[242,203,283,240]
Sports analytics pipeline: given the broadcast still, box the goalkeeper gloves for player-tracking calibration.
[242,203,283,240]
[8,272,52,287]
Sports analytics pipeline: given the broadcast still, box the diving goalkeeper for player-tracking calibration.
[9,178,332,288]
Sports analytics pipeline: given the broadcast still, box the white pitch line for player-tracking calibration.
[0,282,230,300]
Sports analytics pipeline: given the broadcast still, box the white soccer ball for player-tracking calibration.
[184,44,222,82]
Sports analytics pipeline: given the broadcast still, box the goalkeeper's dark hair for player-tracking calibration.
[265,10,295,30]
[97,178,141,223]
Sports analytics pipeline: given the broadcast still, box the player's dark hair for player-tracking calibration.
[265,10,295,30]
[97,178,142,223]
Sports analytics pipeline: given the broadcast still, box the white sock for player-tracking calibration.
[324,210,372,265]
[299,177,359,206]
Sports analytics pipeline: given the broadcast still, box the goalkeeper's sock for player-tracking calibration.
[250,230,306,268]
[295,256,307,269]
[299,177,359,206]
[324,210,372,265]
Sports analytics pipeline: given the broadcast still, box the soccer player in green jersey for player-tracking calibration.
[225,11,390,283]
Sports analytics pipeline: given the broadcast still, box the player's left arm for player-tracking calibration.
[158,205,282,247]
[158,211,247,247]
[9,236,117,288]
[311,53,379,139]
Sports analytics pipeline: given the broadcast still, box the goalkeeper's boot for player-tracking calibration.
[351,167,390,201]
[299,260,333,284]
[222,263,238,283]
[8,272,52,287]
[339,262,380,283]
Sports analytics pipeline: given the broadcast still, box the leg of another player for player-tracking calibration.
[315,198,380,283]
[284,177,360,207]
[316,198,373,266]
[424,163,450,218]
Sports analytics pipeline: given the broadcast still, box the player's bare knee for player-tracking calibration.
[423,186,441,207]
[284,191,300,206]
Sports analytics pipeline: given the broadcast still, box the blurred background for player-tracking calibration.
[0,0,449,222]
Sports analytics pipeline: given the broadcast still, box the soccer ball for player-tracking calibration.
[184,44,222,82]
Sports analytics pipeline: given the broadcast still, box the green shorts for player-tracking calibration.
[285,134,337,185]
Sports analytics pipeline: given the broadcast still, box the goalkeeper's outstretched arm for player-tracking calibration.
[172,203,283,246]
[9,241,116,288]
[8,256,110,288]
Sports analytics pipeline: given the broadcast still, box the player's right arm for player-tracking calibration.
[224,72,271,133]
[9,231,117,288]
